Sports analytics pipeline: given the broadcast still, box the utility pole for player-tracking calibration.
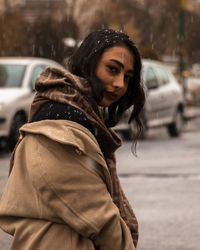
[179,0,186,94]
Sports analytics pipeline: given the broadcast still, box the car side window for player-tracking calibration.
[0,65,26,87]
[31,65,46,89]
[156,66,169,85]
[145,67,159,90]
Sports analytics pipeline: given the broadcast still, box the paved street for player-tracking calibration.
[0,118,200,250]
[116,118,200,250]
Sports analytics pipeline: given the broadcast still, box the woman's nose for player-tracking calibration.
[113,75,125,89]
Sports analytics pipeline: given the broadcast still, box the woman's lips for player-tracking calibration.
[105,91,118,100]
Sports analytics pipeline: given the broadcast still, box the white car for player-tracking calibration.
[115,59,185,139]
[0,57,65,149]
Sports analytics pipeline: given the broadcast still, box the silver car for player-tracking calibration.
[115,59,185,139]
[0,57,65,149]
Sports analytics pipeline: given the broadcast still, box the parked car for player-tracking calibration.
[114,59,185,139]
[185,76,200,106]
[0,57,65,149]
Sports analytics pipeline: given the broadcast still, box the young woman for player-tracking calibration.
[0,29,145,250]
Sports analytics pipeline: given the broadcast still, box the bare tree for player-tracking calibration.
[30,15,79,62]
[0,10,31,56]
[185,11,200,63]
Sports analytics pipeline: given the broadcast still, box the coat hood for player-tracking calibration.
[20,119,106,168]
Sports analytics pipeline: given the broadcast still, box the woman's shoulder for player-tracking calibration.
[20,119,105,165]
[18,119,108,180]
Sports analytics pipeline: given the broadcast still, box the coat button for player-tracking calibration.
[75,148,82,155]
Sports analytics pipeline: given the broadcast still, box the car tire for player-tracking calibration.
[122,122,134,141]
[122,118,147,141]
[8,113,26,150]
[167,109,184,137]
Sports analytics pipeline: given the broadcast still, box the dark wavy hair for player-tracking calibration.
[68,29,145,142]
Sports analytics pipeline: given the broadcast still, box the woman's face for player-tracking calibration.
[95,45,134,107]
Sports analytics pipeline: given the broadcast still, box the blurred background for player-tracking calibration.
[0,1,200,250]
[1,0,200,103]
[0,0,200,74]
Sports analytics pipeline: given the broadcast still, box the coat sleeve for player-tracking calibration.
[28,134,135,250]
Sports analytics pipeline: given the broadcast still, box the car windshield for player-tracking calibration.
[0,64,26,87]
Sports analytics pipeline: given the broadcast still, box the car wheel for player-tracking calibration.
[167,109,184,137]
[8,113,26,150]
[122,122,135,141]
[122,119,147,141]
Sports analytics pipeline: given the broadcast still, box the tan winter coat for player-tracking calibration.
[0,120,135,250]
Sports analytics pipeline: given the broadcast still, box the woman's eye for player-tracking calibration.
[107,65,118,74]
[124,75,132,83]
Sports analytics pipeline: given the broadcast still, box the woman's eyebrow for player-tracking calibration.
[109,59,134,74]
